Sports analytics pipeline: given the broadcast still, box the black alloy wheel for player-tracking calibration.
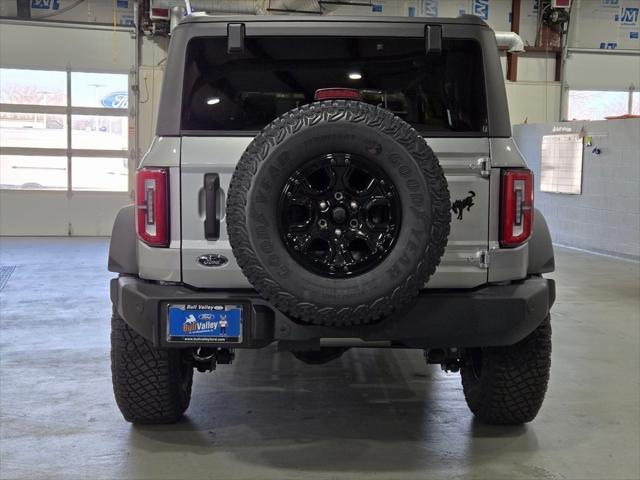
[278,152,401,278]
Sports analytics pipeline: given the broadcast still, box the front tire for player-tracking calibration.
[460,316,552,425]
[111,310,194,424]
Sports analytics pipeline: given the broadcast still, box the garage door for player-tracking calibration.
[0,21,135,235]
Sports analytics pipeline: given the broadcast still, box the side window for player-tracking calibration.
[181,36,488,136]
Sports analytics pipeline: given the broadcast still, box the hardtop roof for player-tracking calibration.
[177,13,490,29]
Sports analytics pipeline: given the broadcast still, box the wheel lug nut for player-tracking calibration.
[349,219,359,228]
[350,201,358,210]
[335,228,342,236]
[318,219,327,229]
[319,201,328,211]
[334,192,344,201]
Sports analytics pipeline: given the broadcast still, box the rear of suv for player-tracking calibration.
[108,14,555,426]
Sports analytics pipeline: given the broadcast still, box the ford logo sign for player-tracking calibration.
[101,91,128,109]
[197,254,228,267]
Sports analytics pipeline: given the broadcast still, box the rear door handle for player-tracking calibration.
[204,173,220,240]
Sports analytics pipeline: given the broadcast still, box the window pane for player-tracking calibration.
[71,72,128,108]
[0,69,67,106]
[181,37,488,135]
[632,92,639,116]
[0,113,67,148]
[71,115,128,150]
[567,90,629,120]
[71,157,128,192]
[0,155,67,190]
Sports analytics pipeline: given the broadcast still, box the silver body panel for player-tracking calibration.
[136,134,532,288]
[178,136,494,289]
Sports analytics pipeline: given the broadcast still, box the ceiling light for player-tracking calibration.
[206,97,220,105]
[348,72,362,80]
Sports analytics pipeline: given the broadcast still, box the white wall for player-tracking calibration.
[506,82,562,124]
[514,119,640,260]
[569,0,640,50]
[0,21,135,71]
[138,37,169,156]
[0,0,135,26]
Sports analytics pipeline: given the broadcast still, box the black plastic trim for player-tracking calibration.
[204,173,220,240]
[227,23,245,53]
[426,25,442,54]
[108,205,137,274]
[528,209,556,274]
[111,276,555,350]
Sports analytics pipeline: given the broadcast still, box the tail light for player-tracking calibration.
[314,88,361,101]
[136,168,169,247]
[500,169,533,248]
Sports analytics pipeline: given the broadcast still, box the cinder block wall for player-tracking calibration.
[513,119,640,261]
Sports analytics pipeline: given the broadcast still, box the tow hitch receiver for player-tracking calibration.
[192,347,235,372]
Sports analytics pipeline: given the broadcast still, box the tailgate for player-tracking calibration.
[180,137,490,289]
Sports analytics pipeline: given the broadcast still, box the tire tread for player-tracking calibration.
[110,311,193,424]
[461,316,552,425]
[226,100,451,326]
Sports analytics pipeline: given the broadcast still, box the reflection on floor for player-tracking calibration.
[0,237,638,480]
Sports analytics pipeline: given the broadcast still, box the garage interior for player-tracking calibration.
[0,1,639,480]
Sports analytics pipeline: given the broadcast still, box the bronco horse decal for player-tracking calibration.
[452,191,476,220]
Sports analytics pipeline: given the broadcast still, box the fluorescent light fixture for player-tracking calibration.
[206,97,220,105]
[348,72,362,80]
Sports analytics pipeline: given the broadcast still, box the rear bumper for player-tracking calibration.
[111,276,555,349]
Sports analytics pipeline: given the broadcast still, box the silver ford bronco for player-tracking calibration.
[108,14,555,426]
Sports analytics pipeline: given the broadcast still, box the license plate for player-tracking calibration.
[167,303,242,343]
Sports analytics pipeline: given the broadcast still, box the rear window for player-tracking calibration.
[181,36,488,136]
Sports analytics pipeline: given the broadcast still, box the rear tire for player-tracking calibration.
[460,316,552,425]
[111,310,194,424]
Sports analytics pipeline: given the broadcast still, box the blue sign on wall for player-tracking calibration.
[31,0,60,9]
[473,0,489,20]
[621,8,639,25]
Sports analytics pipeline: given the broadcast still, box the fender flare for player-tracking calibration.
[108,205,138,274]
[528,208,555,274]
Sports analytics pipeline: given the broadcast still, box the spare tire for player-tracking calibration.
[227,100,450,326]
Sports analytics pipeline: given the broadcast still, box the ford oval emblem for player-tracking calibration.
[197,254,228,267]
[100,91,128,109]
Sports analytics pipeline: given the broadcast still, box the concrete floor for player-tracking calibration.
[0,238,638,480]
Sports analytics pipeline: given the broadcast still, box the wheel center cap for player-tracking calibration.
[332,206,347,224]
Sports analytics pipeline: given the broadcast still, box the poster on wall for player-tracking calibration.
[540,134,584,195]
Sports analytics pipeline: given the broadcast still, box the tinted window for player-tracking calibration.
[181,36,487,135]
